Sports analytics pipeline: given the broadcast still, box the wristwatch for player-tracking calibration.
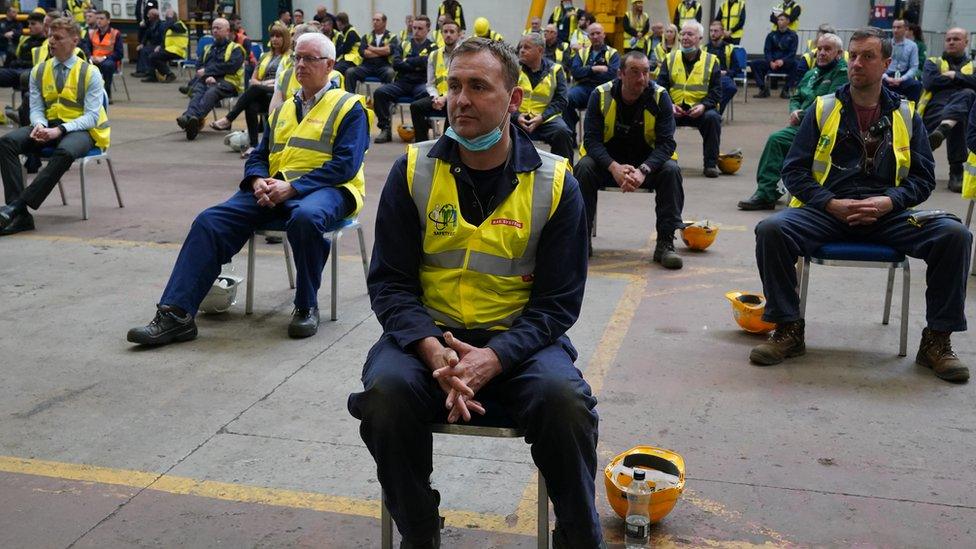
[638,164,652,176]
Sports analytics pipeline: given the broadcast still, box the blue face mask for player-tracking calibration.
[445,108,509,151]
[680,45,698,54]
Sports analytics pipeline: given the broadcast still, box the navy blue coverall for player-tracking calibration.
[159,85,369,315]
[347,128,602,547]
[705,40,741,114]
[749,28,798,91]
[182,38,244,119]
[565,44,620,140]
[372,37,433,131]
[756,84,971,331]
[656,49,723,169]
[920,53,976,174]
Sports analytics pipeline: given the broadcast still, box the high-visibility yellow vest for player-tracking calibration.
[624,11,649,50]
[338,26,362,65]
[364,31,394,64]
[432,48,449,95]
[717,0,745,41]
[32,39,86,66]
[67,0,88,24]
[255,50,285,80]
[406,140,567,330]
[580,81,678,160]
[202,41,245,93]
[34,59,110,151]
[430,29,446,49]
[802,48,849,70]
[578,45,617,70]
[704,43,734,70]
[674,2,699,26]
[437,3,464,28]
[266,88,370,215]
[771,2,800,31]
[477,29,504,42]
[164,21,189,59]
[791,93,913,207]
[551,5,577,33]
[918,56,976,115]
[518,63,562,122]
[569,28,590,50]
[963,152,976,199]
[665,49,717,105]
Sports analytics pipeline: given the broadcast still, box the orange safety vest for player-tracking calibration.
[90,27,120,59]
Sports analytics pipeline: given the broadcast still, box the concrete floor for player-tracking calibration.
[0,75,974,549]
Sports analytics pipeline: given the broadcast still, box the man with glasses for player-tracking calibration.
[344,12,395,93]
[374,14,434,143]
[175,17,244,140]
[128,32,370,344]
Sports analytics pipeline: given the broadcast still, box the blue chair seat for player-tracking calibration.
[35,144,120,220]
[364,76,382,83]
[256,217,357,234]
[40,146,105,158]
[396,96,414,103]
[812,242,905,263]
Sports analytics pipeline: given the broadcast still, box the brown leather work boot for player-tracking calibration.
[750,319,805,366]
[916,328,969,382]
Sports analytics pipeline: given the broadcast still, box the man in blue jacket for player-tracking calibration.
[373,14,434,143]
[175,18,244,140]
[347,38,603,549]
[563,22,619,142]
[751,27,971,383]
[750,13,798,98]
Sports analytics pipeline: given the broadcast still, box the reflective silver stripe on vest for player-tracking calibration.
[966,163,976,176]
[897,98,912,181]
[424,248,466,268]
[286,92,358,154]
[810,94,840,175]
[598,82,613,119]
[410,140,438,232]
[425,306,521,330]
[267,107,284,153]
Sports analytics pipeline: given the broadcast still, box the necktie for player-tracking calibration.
[55,63,67,90]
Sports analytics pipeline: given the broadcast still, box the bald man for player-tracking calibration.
[176,18,245,140]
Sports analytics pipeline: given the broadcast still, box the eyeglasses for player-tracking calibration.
[290,54,330,64]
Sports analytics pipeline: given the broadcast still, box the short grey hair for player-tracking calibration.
[450,37,520,90]
[295,31,336,60]
[850,26,892,58]
[817,23,836,34]
[681,20,704,38]
[520,32,545,50]
[818,33,843,51]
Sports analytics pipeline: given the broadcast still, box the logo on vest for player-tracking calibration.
[490,218,524,229]
[428,203,458,235]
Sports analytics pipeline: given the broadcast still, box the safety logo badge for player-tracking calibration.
[429,203,458,236]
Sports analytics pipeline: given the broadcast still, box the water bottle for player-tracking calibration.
[624,469,653,547]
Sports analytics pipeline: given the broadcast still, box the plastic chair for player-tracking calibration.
[380,414,549,549]
[42,146,123,220]
[797,242,910,356]
[180,35,213,78]
[731,46,748,104]
[244,217,369,321]
[356,75,384,99]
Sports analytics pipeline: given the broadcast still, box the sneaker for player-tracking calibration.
[652,240,683,269]
[127,306,198,346]
[750,319,805,365]
[916,328,969,382]
[374,128,392,143]
[928,122,951,151]
[737,193,777,210]
[753,88,770,98]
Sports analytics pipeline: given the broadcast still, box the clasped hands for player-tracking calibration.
[30,124,62,143]
[673,103,705,119]
[252,177,297,208]
[826,196,893,226]
[516,112,543,134]
[609,161,646,192]
[418,332,503,424]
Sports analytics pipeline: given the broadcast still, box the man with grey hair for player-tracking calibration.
[128,31,370,343]
[750,12,798,98]
[349,36,604,549]
[739,32,848,210]
[176,17,244,140]
[516,32,575,161]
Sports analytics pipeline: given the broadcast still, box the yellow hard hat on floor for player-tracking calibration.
[474,17,491,37]
[717,148,743,174]
[681,220,719,251]
[396,124,415,143]
[725,291,776,333]
[604,446,685,523]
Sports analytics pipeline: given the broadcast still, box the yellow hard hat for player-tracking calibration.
[474,17,491,37]
[605,446,685,523]
[396,124,415,143]
[717,148,743,175]
[681,220,719,251]
[725,291,776,334]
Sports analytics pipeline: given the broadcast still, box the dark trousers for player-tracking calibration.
[564,83,596,139]
[409,95,448,142]
[159,187,354,315]
[749,57,798,90]
[883,77,923,103]
[347,333,602,547]
[150,49,182,78]
[675,109,722,168]
[755,206,971,331]
[525,116,576,164]
[0,66,25,88]
[575,156,684,239]
[136,46,153,73]
[344,63,395,93]
[0,126,94,209]
[183,78,237,119]
[719,74,737,114]
[334,60,356,74]
[225,84,273,146]
[922,88,976,167]
[373,80,426,130]
[95,59,115,98]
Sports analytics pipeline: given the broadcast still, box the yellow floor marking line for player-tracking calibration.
[683,490,793,546]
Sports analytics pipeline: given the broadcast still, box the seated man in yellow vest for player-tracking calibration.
[84,10,122,101]
[0,17,109,236]
[343,12,396,92]
[175,17,243,140]
[127,32,369,343]
[657,21,723,177]
[751,28,971,383]
[145,9,188,83]
[333,12,360,74]
[516,32,575,162]
[564,22,618,142]
[575,50,683,268]
[966,100,976,200]
[543,23,568,71]
[347,37,604,549]
[409,18,459,142]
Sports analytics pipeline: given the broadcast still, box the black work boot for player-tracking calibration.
[750,319,805,365]
[399,489,442,549]
[738,193,777,210]
[127,305,198,346]
[916,328,969,382]
[948,164,964,193]
[288,307,320,338]
[653,239,683,269]
[928,122,952,151]
[375,128,392,143]
[753,88,770,98]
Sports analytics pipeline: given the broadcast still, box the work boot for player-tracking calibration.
[753,88,770,98]
[185,116,201,140]
[375,128,392,143]
[141,75,159,83]
[127,305,198,346]
[948,164,963,193]
[0,209,33,236]
[928,122,951,151]
[176,115,187,129]
[738,193,777,210]
[750,319,805,366]
[0,202,24,229]
[178,84,190,95]
[398,489,442,549]
[288,307,320,338]
[130,71,146,78]
[916,328,969,382]
[653,239,683,269]
[779,87,790,99]
[703,166,720,178]
[162,73,177,83]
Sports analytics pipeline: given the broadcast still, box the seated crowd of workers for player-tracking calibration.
[0,3,973,546]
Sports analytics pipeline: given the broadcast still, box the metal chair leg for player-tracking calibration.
[900,261,910,357]
[282,237,295,289]
[58,181,68,205]
[381,490,393,549]
[882,265,895,325]
[105,156,123,207]
[331,231,342,321]
[357,225,369,280]
[537,472,549,549]
[798,257,810,318]
[121,73,131,101]
[245,235,256,314]
[965,200,974,228]
[79,158,89,220]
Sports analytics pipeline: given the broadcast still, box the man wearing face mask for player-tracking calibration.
[348,36,603,549]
